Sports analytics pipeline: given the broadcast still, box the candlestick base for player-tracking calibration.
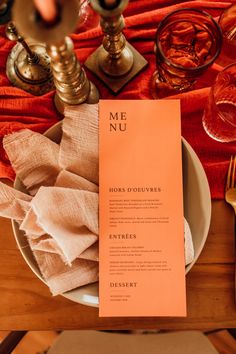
[6,42,54,95]
[85,43,148,94]
[54,82,99,114]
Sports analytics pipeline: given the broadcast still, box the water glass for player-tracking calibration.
[217,4,236,66]
[151,8,222,98]
[202,63,236,142]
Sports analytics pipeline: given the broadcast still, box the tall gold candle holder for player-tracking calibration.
[85,0,148,94]
[12,0,99,114]
[46,36,99,114]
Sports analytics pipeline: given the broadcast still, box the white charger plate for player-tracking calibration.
[12,122,211,307]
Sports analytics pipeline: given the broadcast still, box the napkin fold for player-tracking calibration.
[27,234,98,263]
[3,129,61,195]
[184,218,194,266]
[55,170,98,193]
[59,104,99,184]
[27,235,98,296]
[0,181,32,220]
[21,186,98,265]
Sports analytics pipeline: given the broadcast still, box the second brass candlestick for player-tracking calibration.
[85,0,148,94]
[12,0,99,114]
[6,22,54,96]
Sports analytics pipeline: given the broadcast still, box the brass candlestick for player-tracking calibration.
[47,37,99,114]
[12,0,99,114]
[85,0,148,94]
[6,22,54,96]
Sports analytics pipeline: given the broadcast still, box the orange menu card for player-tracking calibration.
[99,100,186,317]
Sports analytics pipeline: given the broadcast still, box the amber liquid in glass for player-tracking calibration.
[159,20,215,69]
[153,20,215,98]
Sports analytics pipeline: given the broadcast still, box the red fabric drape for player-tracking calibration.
[0,0,235,198]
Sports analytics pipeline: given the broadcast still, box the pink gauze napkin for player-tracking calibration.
[3,129,61,196]
[27,235,98,296]
[1,105,100,295]
[20,186,98,265]
[0,181,98,295]
[59,104,99,184]
[55,169,98,193]
[28,234,98,263]
[184,218,194,266]
[0,181,32,220]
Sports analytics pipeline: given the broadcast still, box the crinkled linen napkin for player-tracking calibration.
[0,103,193,296]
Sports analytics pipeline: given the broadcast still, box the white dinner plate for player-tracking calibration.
[12,122,211,307]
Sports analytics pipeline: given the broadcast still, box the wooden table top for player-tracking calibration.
[0,179,235,330]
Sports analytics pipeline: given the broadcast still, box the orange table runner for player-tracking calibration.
[0,0,235,198]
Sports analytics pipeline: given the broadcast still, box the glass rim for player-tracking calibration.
[219,4,236,44]
[155,7,223,73]
[212,61,236,95]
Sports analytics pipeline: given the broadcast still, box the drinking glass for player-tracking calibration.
[217,4,236,66]
[151,8,222,98]
[202,63,236,142]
